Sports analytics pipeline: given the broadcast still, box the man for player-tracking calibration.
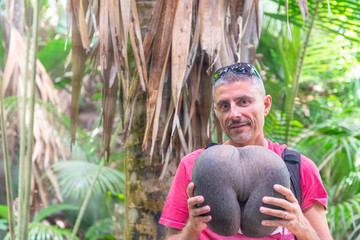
[159,63,332,240]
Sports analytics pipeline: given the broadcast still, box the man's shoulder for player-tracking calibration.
[266,139,287,157]
[180,148,206,166]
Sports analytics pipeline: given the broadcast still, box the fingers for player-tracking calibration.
[273,184,298,203]
[260,184,303,231]
[261,218,288,227]
[262,196,291,210]
[187,182,211,222]
[188,195,205,210]
[260,204,295,228]
[260,206,292,221]
[189,202,211,222]
[262,184,298,210]
[187,182,195,198]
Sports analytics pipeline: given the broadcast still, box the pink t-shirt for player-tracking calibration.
[159,139,328,240]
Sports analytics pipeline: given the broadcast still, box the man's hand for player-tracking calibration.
[186,182,212,234]
[260,184,331,240]
[165,182,211,240]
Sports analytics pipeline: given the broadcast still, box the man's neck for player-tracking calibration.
[224,138,268,148]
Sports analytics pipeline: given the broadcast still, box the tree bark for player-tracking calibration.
[124,92,175,239]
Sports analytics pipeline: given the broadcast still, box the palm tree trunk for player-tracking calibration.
[124,2,172,239]
[124,91,172,239]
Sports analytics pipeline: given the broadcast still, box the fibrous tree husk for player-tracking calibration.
[64,0,310,180]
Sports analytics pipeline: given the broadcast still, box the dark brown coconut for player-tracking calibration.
[192,145,290,237]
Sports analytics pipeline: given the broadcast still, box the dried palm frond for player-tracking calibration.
[200,0,228,68]
[67,0,132,159]
[68,0,88,147]
[65,0,264,166]
[66,0,313,166]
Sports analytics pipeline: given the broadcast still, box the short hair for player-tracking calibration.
[212,72,266,98]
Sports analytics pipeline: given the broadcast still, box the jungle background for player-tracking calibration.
[0,0,360,239]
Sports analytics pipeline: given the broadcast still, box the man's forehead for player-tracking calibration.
[214,94,253,104]
[214,81,259,97]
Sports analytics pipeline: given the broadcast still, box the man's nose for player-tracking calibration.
[230,105,242,119]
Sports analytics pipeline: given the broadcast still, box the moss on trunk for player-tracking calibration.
[124,93,173,240]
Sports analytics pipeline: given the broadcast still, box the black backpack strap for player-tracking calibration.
[205,142,220,149]
[282,148,302,206]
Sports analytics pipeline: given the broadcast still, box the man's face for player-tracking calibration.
[213,79,271,147]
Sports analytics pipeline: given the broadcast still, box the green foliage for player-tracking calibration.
[261,0,360,238]
[2,83,124,238]
[265,0,360,42]
[0,0,5,14]
[28,223,75,240]
[327,193,360,239]
[38,38,72,89]
[38,38,71,76]
[0,218,8,231]
[85,218,117,240]
[51,160,125,200]
[0,205,8,220]
[32,204,80,223]
[4,222,78,240]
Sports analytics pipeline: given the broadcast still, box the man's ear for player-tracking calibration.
[264,95,272,116]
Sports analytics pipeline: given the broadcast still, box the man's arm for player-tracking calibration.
[165,224,202,240]
[261,184,332,240]
[165,182,211,240]
[303,202,332,240]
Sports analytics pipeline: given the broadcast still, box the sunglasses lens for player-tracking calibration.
[212,63,261,84]
[232,64,253,74]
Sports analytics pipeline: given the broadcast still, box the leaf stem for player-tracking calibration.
[22,0,40,239]
[71,157,105,239]
[17,28,31,240]
[0,60,15,240]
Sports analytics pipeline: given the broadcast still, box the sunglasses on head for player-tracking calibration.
[211,62,262,85]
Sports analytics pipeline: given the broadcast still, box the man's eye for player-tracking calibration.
[221,104,229,111]
[240,99,250,106]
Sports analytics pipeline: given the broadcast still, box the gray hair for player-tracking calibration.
[212,72,266,99]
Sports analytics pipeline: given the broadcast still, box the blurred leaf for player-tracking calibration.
[32,204,80,223]
[85,218,116,240]
[38,38,71,72]
[4,222,78,240]
[92,93,102,100]
[265,0,360,42]
[0,218,8,231]
[0,205,8,220]
[52,161,125,200]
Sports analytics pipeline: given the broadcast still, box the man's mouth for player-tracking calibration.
[229,123,248,129]
[227,119,251,129]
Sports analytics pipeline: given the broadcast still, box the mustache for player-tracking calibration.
[227,118,251,128]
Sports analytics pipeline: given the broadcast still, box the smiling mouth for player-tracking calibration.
[229,123,248,129]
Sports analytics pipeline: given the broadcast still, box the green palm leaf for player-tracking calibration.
[4,222,78,240]
[51,161,125,200]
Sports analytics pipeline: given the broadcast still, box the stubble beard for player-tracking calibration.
[228,127,253,144]
[226,118,253,144]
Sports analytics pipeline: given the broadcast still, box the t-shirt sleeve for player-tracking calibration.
[300,155,328,211]
[159,153,197,229]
